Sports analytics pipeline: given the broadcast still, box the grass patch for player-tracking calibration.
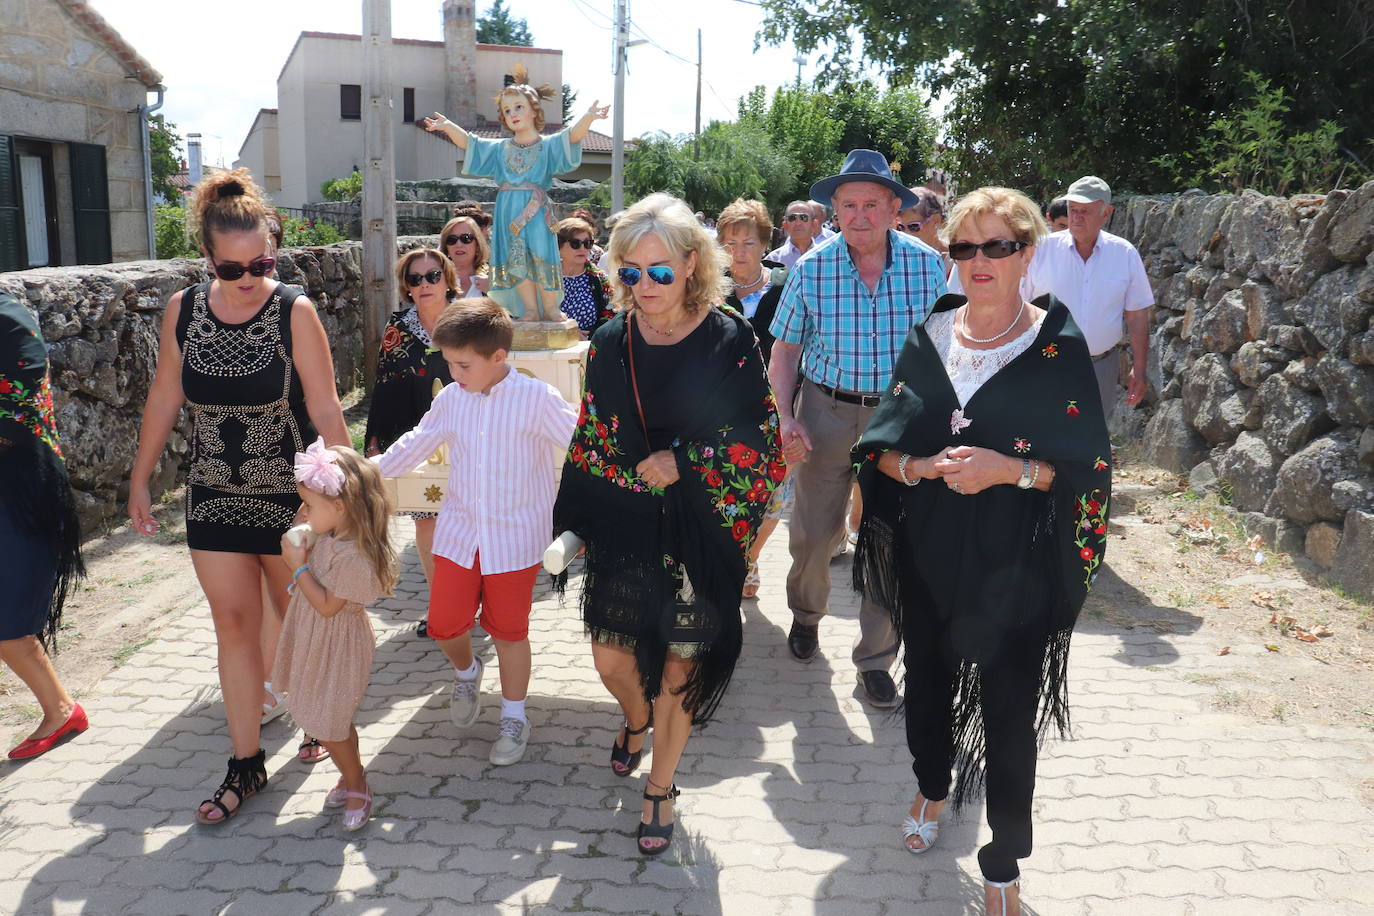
[112,637,155,667]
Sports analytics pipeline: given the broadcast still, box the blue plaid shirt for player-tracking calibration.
[770,229,946,394]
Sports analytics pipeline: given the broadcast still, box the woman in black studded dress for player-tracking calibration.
[128,169,349,824]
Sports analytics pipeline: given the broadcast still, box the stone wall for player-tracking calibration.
[0,236,436,531]
[1110,181,1374,595]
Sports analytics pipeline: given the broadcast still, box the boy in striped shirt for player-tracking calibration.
[376,298,577,765]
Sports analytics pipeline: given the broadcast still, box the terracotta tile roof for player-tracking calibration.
[55,0,162,88]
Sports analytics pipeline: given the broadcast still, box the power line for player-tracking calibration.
[569,0,612,29]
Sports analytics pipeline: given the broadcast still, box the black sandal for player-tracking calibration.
[194,749,267,825]
[637,779,680,856]
[610,714,652,777]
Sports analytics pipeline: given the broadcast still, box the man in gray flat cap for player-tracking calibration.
[1025,176,1153,422]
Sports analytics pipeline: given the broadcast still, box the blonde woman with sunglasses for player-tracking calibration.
[439,215,491,298]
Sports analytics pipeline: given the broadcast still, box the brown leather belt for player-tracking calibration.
[815,382,882,408]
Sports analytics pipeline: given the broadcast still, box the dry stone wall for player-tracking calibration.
[1110,182,1374,595]
[0,236,436,532]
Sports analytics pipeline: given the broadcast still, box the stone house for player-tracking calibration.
[234,0,618,211]
[0,0,163,269]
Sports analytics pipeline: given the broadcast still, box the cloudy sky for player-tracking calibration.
[89,0,856,168]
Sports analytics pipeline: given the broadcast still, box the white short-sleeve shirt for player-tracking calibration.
[1026,229,1153,356]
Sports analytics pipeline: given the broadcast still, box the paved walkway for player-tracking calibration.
[1,517,1372,915]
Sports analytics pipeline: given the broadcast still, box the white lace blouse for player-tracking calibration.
[926,307,1046,407]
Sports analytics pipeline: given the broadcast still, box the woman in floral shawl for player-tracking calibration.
[0,293,87,759]
[553,193,782,857]
[850,188,1112,916]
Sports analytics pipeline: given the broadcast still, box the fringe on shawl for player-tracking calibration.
[0,438,84,652]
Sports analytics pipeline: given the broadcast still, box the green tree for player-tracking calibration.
[621,122,797,216]
[320,171,363,202]
[562,83,578,127]
[476,0,533,46]
[759,0,1374,196]
[149,114,183,203]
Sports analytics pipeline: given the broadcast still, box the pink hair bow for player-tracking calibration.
[294,437,345,496]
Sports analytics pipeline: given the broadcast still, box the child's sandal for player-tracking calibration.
[194,749,267,825]
[298,737,330,764]
[610,714,652,777]
[637,780,680,856]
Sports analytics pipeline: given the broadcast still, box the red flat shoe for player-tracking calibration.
[8,703,88,760]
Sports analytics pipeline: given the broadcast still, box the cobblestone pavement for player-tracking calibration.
[2,517,1373,916]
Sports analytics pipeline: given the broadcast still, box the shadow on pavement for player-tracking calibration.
[1078,561,1201,666]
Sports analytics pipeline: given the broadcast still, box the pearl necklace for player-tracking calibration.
[731,265,766,292]
[959,302,1024,345]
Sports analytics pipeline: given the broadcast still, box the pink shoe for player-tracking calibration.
[340,787,372,831]
[324,781,348,808]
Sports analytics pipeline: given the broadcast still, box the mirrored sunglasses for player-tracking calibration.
[948,239,1030,261]
[617,265,675,287]
[445,233,477,246]
[211,257,275,282]
[405,269,445,287]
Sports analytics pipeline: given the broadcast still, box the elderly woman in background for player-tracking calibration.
[553,192,781,856]
[555,216,613,337]
[0,294,87,761]
[568,208,606,264]
[364,248,461,636]
[898,187,950,276]
[438,215,490,298]
[851,187,1111,916]
[717,197,790,598]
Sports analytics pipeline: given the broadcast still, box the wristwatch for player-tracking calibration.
[1016,458,1033,489]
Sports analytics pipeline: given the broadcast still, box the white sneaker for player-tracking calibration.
[489,716,529,766]
[450,657,484,729]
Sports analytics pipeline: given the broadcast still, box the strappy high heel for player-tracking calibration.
[194,749,267,825]
[985,878,1020,916]
[900,797,941,853]
[609,714,651,777]
[637,779,680,856]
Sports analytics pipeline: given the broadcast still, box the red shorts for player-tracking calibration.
[429,552,539,642]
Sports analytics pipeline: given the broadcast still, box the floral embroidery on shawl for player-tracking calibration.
[0,360,62,458]
[1074,489,1109,586]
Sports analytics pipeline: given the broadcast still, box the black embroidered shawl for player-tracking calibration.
[553,305,783,725]
[852,294,1111,806]
[0,294,84,650]
[364,307,454,452]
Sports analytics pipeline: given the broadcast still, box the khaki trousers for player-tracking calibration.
[786,379,898,672]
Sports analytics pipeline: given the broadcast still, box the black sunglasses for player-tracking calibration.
[783,212,811,222]
[948,239,1030,261]
[405,269,445,287]
[445,233,477,246]
[562,238,594,250]
[897,221,925,234]
[211,256,275,281]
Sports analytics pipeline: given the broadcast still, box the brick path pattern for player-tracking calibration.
[1,518,1372,915]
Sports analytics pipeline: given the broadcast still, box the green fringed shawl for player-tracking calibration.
[553,305,783,725]
[852,294,1111,807]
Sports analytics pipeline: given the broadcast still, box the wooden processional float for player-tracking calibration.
[382,319,588,512]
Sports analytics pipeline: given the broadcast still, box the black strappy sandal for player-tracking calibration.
[194,749,267,825]
[610,714,652,777]
[637,780,680,856]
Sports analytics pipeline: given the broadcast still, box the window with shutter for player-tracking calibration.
[341,84,362,121]
[0,135,22,272]
[70,142,112,265]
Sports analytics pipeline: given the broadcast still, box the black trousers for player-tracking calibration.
[904,623,1042,883]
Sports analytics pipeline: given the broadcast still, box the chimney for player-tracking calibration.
[187,133,203,185]
[442,0,478,126]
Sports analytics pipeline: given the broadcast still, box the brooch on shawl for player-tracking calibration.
[950,408,972,436]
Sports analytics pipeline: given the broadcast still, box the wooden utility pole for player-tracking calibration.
[693,29,702,161]
[361,0,397,390]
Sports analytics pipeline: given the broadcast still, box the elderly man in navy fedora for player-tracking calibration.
[768,149,946,706]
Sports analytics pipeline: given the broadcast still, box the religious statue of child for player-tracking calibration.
[423,66,610,322]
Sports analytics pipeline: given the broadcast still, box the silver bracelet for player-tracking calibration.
[898,453,920,487]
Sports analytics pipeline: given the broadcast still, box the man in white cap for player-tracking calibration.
[1025,176,1153,421]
